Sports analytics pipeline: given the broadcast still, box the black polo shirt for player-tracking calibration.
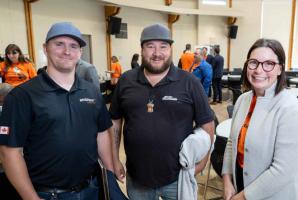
[0,70,112,188]
[110,65,214,188]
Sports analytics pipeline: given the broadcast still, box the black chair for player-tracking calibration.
[227,105,234,118]
[230,68,242,75]
[227,77,242,105]
[210,135,228,178]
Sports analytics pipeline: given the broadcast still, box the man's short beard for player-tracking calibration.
[141,56,172,74]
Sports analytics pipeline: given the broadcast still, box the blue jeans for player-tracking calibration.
[126,175,178,200]
[37,177,98,200]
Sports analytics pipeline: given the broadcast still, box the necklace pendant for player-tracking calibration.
[147,102,154,113]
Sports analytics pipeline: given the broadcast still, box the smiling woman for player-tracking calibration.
[222,39,298,200]
[0,44,37,87]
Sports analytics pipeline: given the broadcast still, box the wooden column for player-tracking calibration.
[168,14,180,33]
[165,0,172,6]
[23,0,39,64]
[227,0,236,71]
[105,6,120,70]
[165,0,179,56]
[288,0,296,69]
[228,0,232,8]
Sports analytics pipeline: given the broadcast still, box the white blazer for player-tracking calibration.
[222,83,298,200]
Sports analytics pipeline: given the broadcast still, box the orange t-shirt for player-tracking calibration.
[0,62,37,87]
[111,62,122,78]
[237,95,257,168]
[180,51,195,72]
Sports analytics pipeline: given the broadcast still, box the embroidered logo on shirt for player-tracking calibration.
[162,96,178,101]
[79,98,96,104]
[0,126,10,135]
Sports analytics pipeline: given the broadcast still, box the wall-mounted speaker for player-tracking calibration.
[108,16,122,35]
[229,25,238,39]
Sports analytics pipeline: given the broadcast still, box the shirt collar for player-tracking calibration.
[39,68,88,92]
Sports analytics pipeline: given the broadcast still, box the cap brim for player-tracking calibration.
[141,39,174,46]
[46,34,86,47]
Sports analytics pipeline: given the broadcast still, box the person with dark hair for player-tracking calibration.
[131,53,140,69]
[222,38,298,200]
[110,24,214,200]
[179,43,195,72]
[0,44,37,87]
[0,22,113,200]
[202,47,214,65]
[210,46,224,104]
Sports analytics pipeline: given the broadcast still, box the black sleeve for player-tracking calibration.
[97,92,113,132]
[109,77,123,120]
[0,88,32,147]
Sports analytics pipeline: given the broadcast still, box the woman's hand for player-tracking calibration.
[231,191,246,200]
[223,174,236,200]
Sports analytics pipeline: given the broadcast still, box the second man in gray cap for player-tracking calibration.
[110,23,214,200]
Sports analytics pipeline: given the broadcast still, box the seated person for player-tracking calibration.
[0,44,37,87]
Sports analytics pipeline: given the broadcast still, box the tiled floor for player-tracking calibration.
[117,88,233,200]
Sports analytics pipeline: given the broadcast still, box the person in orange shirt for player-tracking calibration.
[0,44,37,87]
[110,56,122,85]
[179,44,195,72]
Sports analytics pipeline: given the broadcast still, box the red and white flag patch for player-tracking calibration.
[0,126,10,135]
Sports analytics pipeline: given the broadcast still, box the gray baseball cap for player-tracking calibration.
[140,23,174,46]
[46,22,86,47]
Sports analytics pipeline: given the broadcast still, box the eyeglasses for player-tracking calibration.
[7,50,18,55]
[246,59,279,72]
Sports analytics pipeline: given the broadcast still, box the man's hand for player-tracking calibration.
[113,159,125,183]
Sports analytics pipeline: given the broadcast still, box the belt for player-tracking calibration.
[35,171,97,194]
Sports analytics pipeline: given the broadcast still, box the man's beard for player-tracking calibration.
[141,55,172,74]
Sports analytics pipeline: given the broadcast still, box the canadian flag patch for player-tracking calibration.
[0,126,10,135]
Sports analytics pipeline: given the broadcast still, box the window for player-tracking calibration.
[202,0,226,6]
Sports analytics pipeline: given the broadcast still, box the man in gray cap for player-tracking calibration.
[110,23,214,200]
[0,22,113,200]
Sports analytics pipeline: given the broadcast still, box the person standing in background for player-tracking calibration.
[211,46,224,104]
[111,56,123,85]
[131,53,140,69]
[76,59,101,92]
[0,44,37,87]
[202,47,214,98]
[179,44,195,72]
[202,47,214,65]
[192,50,213,97]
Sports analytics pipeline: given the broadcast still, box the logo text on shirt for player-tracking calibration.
[80,98,96,104]
[162,96,178,101]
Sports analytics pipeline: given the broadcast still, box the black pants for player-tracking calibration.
[212,77,222,101]
[236,162,244,192]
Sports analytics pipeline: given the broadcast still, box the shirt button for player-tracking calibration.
[244,172,248,176]
[245,148,248,152]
